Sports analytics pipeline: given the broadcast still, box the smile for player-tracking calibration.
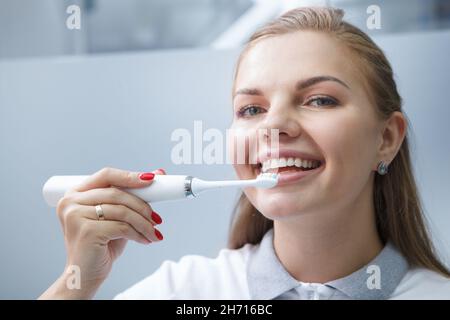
[253,150,325,186]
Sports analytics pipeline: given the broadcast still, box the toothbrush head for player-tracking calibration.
[255,172,279,188]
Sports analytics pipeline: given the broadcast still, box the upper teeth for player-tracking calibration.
[261,157,320,173]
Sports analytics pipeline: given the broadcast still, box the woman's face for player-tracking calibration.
[230,31,384,220]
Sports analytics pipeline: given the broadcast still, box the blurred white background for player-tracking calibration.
[1,0,450,59]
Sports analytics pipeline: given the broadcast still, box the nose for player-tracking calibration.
[260,97,302,143]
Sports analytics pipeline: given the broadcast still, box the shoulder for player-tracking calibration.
[114,243,256,300]
[390,267,450,299]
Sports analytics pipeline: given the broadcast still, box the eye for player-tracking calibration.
[304,96,338,108]
[237,105,265,118]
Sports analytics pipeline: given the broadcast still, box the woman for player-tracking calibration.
[40,7,450,300]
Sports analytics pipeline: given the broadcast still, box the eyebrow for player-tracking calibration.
[296,75,350,90]
[233,75,350,98]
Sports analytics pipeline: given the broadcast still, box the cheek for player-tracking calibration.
[233,164,253,180]
[228,123,248,165]
[314,111,379,188]
[228,122,262,167]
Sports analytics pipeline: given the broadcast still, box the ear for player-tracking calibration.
[374,111,407,170]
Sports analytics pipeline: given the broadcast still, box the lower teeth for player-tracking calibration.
[261,166,316,173]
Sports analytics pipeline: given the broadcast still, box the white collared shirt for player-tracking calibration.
[114,229,450,300]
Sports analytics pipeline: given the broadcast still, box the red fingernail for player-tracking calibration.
[151,211,162,224]
[139,172,155,181]
[154,229,163,241]
[157,168,166,175]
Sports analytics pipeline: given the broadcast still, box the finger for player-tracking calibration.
[94,220,151,245]
[81,204,162,242]
[74,167,156,192]
[154,168,166,175]
[68,188,162,225]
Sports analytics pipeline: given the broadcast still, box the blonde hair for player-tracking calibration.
[228,7,450,277]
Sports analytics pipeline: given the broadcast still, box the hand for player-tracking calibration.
[39,167,165,299]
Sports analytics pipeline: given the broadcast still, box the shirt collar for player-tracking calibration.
[247,228,409,300]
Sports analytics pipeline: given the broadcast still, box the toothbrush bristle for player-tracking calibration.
[255,172,279,188]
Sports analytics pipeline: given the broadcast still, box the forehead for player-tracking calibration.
[236,31,360,91]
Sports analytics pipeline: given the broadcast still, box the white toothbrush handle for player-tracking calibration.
[42,175,190,207]
[190,178,258,195]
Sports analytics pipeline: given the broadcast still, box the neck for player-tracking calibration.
[273,181,383,284]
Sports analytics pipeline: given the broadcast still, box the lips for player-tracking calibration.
[272,163,324,186]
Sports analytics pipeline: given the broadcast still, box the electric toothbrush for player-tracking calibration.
[42,173,279,207]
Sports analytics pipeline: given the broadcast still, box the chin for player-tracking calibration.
[249,190,306,220]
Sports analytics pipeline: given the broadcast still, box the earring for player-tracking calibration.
[377,161,389,175]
